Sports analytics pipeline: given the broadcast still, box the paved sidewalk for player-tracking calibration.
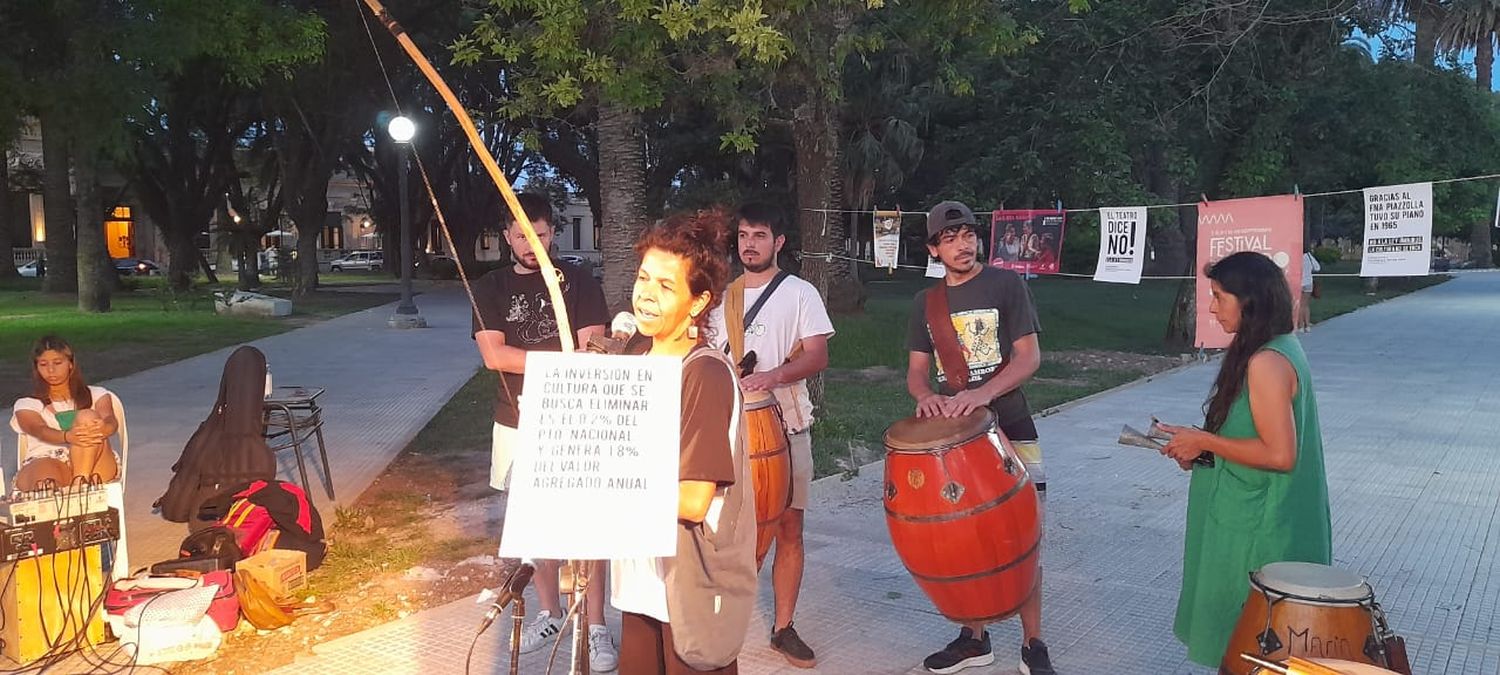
[69,287,479,567]
[263,272,1500,675]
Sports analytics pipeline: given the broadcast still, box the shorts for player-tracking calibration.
[491,422,517,491]
[998,417,1045,496]
[788,430,814,510]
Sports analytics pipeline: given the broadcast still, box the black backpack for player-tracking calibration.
[155,346,278,523]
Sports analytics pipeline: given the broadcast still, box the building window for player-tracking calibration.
[29,194,45,244]
[322,224,344,250]
[105,205,134,258]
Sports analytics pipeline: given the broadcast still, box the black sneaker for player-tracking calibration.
[1019,637,1056,675]
[769,623,816,668]
[923,627,994,674]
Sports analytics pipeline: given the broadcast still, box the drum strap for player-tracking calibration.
[724,271,790,366]
[925,282,972,395]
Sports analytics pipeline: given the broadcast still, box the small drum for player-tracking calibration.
[744,393,791,563]
[883,409,1041,623]
[1223,562,1403,675]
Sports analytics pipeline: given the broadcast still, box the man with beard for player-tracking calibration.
[471,193,617,671]
[708,203,833,669]
[905,201,1056,675]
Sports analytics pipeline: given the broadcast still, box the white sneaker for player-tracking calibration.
[588,625,619,672]
[514,610,564,654]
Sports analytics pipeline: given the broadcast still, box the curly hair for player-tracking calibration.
[634,207,733,338]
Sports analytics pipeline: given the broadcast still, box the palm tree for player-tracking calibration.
[1365,0,1451,65]
[1437,0,1499,267]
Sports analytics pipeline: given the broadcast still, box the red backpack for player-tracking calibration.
[199,479,327,569]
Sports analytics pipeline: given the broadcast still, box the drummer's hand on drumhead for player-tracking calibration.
[915,393,947,418]
[944,389,989,418]
[741,370,780,392]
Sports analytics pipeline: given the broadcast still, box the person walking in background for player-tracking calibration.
[1298,244,1321,332]
[1156,251,1332,667]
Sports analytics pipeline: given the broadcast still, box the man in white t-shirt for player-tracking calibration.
[708,203,834,669]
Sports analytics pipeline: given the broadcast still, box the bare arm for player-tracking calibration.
[742,334,830,392]
[474,330,527,374]
[678,480,718,522]
[15,410,68,446]
[1159,351,1299,472]
[92,393,118,437]
[906,351,946,417]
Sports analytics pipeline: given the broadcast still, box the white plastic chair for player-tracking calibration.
[14,393,130,579]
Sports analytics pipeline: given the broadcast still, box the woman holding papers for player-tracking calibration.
[1155,251,1332,667]
[611,208,757,674]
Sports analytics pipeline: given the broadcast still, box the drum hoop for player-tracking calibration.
[744,396,781,413]
[905,535,1042,584]
[885,430,986,455]
[1252,575,1376,607]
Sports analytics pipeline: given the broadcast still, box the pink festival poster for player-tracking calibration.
[1195,195,1304,348]
[990,209,1066,274]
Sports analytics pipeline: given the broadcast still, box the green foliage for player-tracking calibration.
[1313,246,1342,266]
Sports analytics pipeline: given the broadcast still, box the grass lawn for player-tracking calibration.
[0,276,398,400]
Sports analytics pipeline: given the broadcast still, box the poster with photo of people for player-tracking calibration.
[990,209,1067,274]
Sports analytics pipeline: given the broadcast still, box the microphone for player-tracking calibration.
[586,312,638,354]
[477,561,535,634]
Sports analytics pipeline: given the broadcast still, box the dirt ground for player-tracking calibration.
[170,448,515,674]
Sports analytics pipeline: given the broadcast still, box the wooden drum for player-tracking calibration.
[1248,659,1400,675]
[1223,562,1398,675]
[744,393,791,563]
[883,408,1041,623]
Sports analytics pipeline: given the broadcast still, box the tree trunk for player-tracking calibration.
[0,148,16,278]
[1478,32,1494,92]
[1469,34,1495,266]
[793,96,863,314]
[597,103,649,312]
[1414,1,1442,67]
[73,146,110,312]
[1163,196,1198,350]
[39,111,77,293]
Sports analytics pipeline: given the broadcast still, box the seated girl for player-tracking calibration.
[10,335,120,490]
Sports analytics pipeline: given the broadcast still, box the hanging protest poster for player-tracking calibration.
[873,210,902,270]
[1195,195,1304,349]
[1360,182,1433,277]
[990,209,1067,274]
[1093,206,1149,284]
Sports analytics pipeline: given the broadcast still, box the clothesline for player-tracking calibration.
[800,171,1500,217]
[796,250,1403,280]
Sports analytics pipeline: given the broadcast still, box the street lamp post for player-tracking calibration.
[387,115,426,329]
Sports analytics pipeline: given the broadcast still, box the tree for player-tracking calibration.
[1437,0,1500,266]
[1366,0,1451,65]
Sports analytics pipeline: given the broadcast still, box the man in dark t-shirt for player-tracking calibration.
[905,201,1057,675]
[470,193,614,669]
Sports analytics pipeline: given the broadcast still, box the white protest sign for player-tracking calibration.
[1361,182,1432,277]
[1093,206,1149,284]
[873,211,902,270]
[499,352,681,560]
[925,256,945,278]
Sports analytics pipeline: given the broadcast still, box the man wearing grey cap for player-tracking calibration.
[904,201,1056,674]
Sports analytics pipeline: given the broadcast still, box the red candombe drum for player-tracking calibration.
[744,393,792,563]
[883,408,1042,623]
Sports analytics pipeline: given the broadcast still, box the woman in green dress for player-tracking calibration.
[1156,251,1332,668]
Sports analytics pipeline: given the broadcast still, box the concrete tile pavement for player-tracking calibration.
[260,271,1500,674]
[5,286,483,568]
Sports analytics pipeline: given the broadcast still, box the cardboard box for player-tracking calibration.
[236,550,306,600]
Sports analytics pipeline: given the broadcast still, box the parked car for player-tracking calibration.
[18,260,40,277]
[112,258,160,276]
[558,254,603,281]
[1431,248,1452,273]
[329,250,384,272]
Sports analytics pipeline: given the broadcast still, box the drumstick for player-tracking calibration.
[1285,656,1347,675]
[1241,654,1288,673]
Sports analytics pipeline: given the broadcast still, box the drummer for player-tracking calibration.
[905,201,1055,675]
[708,202,834,669]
